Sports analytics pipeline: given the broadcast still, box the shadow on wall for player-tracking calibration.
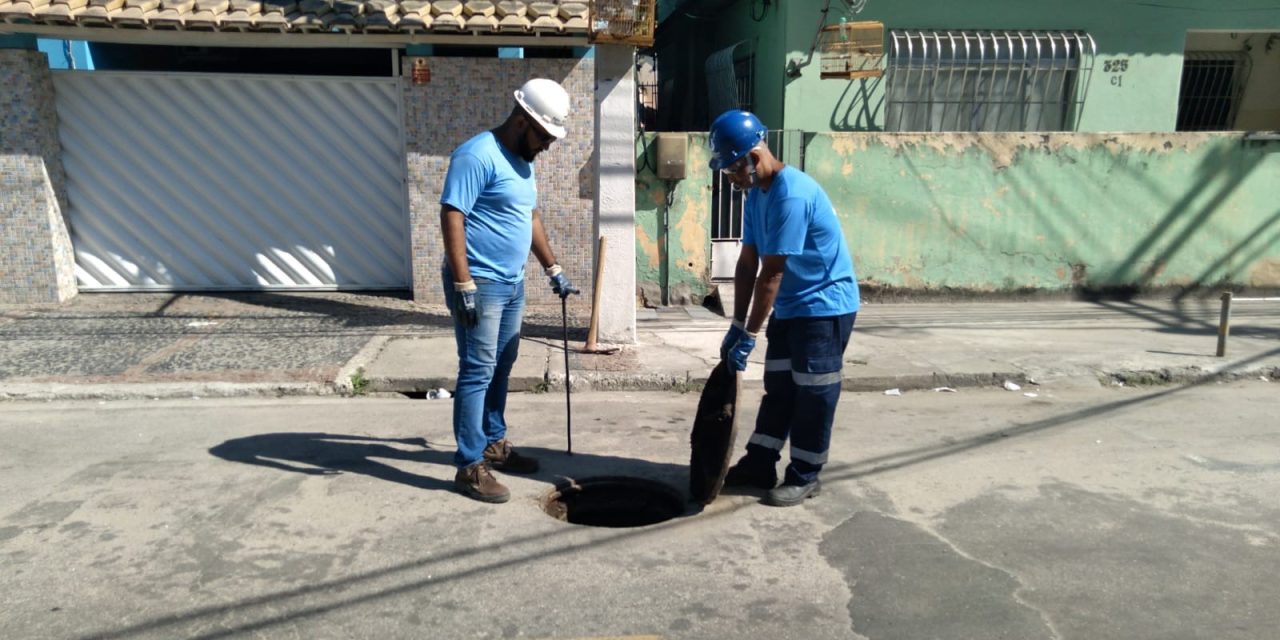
[1101,140,1271,300]
[956,134,1278,302]
[831,76,885,132]
[833,132,1279,302]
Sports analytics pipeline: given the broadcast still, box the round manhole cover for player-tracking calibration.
[542,476,685,528]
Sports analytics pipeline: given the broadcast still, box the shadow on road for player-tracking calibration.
[208,433,455,491]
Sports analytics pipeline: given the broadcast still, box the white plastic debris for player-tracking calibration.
[932,386,957,393]
[428,388,452,400]
[884,388,902,396]
[1261,376,1271,382]
[1023,392,1039,398]
[186,321,219,327]
[1002,380,1022,391]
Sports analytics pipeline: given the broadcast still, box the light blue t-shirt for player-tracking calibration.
[440,131,537,284]
[742,166,860,319]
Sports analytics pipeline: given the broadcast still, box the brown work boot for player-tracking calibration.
[454,462,510,503]
[483,438,540,474]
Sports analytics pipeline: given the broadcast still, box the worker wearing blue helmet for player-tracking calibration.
[711,109,860,507]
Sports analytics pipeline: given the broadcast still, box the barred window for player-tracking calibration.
[886,30,1096,132]
[1176,52,1251,131]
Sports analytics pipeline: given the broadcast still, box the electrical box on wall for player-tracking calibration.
[655,133,687,180]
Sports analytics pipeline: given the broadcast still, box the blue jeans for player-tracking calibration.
[442,270,525,469]
[741,312,856,485]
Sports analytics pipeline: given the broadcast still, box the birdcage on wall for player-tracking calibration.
[589,0,658,47]
[819,20,885,79]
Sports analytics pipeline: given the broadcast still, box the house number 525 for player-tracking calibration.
[1105,58,1130,86]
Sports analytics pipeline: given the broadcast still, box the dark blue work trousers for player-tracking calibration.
[742,312,856,484]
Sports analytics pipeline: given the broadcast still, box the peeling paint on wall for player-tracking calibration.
[1250,258,1280,287]
[828,132,1222,172]
[636,225,661,271]
[640,131,1279,299]
[811,132,1280,293]
[634,133,716,304]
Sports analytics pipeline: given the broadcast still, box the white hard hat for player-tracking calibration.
[513,78,570,140]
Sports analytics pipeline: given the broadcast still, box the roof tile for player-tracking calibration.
[526,1,555,17]
[464,12,494,30]
[220,8,254,26]
[1,0,586,35]
[148,7,185,26]
[77,6,114,22]
[431,0,460,16]
[497,12,524,31]
[462,0,490,16]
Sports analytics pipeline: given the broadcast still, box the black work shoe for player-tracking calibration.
[483,439,540,474]
[765,479,821,507]
[454,462,510,503]
[723,458,777,490]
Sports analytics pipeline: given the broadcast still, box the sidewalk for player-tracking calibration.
[1,292,1278,401]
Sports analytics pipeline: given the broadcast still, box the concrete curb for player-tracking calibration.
[1104,365,1279,387]
[332,335,393,396]
[1,366,1272,402]
[0,382,335,402]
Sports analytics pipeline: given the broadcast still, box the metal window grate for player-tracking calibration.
[637,54,659,131]
[1176,52,1252,131]
[705,41,754,124]
[735,53,755,114]
[885,30,1096,132]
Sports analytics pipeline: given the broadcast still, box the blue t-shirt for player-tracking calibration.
[742,166,860,319]
[439,131,537,284]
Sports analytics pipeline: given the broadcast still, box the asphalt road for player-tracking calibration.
[2,379,1277,639]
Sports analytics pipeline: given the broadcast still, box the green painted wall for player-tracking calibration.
[717,2,787,128]
[635,133,717,305]
[808,132,1280,293]
[774,0,1280,132]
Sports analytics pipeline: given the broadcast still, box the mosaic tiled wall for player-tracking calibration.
[0,49,76,305]
[404,56,596,312]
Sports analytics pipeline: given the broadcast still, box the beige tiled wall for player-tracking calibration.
[0,49,76,305]
[404,56,596,312]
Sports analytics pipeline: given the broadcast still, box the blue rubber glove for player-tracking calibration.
[726,333,756,372]
[454,281,478,328]
[546,265,579,299]
[720,320,746,360]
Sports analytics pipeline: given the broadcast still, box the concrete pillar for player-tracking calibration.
[593,45,637,344]
[0,47,77,305]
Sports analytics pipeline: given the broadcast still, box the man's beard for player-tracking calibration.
[518,134,540,162]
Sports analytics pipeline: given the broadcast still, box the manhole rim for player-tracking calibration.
[540,475,688,527]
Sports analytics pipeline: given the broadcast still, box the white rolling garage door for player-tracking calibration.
[51,71,409,290]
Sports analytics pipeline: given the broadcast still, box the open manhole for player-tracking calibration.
[542,476,685,528]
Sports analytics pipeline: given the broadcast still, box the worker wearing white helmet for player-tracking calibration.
[439,77,578,503]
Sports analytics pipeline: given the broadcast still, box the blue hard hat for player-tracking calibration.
[708,110,767,170]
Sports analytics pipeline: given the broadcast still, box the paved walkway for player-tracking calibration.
[1,292,1277,400]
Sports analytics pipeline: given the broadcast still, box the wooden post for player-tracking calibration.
[584,236,608,351]
[1216,291,1233,357]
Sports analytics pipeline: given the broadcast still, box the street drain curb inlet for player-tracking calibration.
[542,476,685,528]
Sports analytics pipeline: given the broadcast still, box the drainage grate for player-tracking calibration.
[542,476,686,528]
